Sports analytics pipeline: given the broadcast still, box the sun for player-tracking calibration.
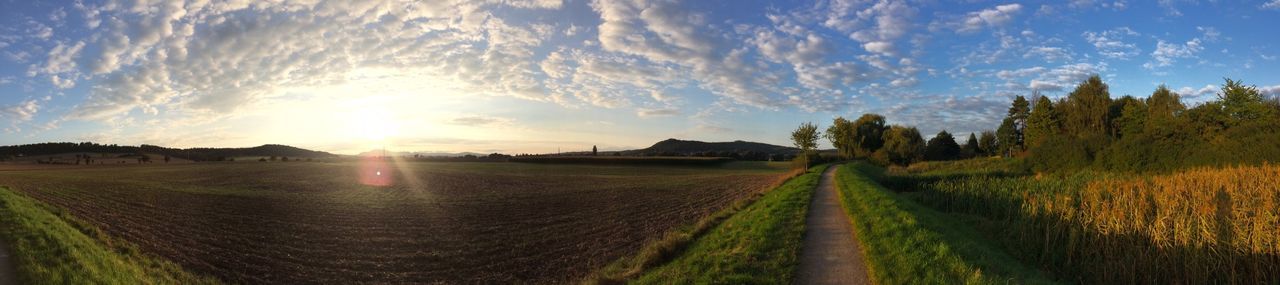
[348,108,399,143]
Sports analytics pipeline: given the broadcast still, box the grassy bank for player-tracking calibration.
[834,162,1057,284]
[585,164,824,284]
[0,187,217,284]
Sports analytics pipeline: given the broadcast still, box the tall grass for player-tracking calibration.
[0,187,219,284]
[836,163,1057,284]
[905,162,1280,283]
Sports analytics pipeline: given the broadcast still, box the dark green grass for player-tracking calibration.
[834,162,1058,285]
[0,187,219,284]
[616,164,827,284]
[586,163,824,283]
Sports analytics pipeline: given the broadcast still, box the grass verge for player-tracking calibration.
[583,164,825,284]
[0,186,219,284]
[834,162,1058,284]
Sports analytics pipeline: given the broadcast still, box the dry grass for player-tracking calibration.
[907,162,1280,283]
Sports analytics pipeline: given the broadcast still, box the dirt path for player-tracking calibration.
[0,237,16,285]
[795,165,871,285]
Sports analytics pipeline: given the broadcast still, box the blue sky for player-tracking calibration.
[1,0,1279,154]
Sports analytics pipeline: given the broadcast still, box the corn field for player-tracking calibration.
[906,164,1280,284]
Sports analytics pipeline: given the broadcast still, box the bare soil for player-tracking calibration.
[0,162,787,284]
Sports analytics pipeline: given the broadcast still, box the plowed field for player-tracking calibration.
[0,161,791,284]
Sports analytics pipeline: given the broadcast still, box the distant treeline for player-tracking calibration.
[813,76,1280,172]
[509,156,734,166]
[0,142,335,162]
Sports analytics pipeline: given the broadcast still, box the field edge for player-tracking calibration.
[0,186,219,284]
[581,164,820,284]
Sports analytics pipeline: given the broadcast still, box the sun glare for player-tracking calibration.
[349,109,399,143]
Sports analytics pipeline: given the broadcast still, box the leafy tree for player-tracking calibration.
[1024,95,1059,147]
[791,122,820,167]
[1009,95,1031,149]
[1145,85,1185,135]
[851,114,887,157]
[978,131,998,156]
[1114,97,1148,138]
[825,117,854,159]
[879,125,925,166]
[924,130,961,161]
[592,145,598,156]
[995,117,1018,157]
[1059,75,1113,136]
[1218,78,1274,125]
[961,133,980,158]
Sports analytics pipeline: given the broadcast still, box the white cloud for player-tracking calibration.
[862,41,894,55]
[1146,38,1203,69]
[1083,27,1141,59]
[1,100,39,122]
[1197,26,1220,41]
[1261,85,1280,96]
[447,115,515,127]
[958,4,1022,33]
[1265,0,1280,9]
[636,108,680,117]
[1029,79,1064,91]
[1024,46,1072,62]
[996,66,1046,80]
[1176,84,1217,99]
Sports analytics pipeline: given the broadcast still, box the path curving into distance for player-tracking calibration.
[0,237,16,285]
[795,165,871,285]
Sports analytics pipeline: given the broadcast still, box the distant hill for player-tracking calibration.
[355,150,486,157]
[0,142,335,162]
[620,138,799,160]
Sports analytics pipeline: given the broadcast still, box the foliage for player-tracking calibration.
[1016,77,1280,173]
[1023,95,1059,148]
[876,126,925,166]
[960,133,980,159]
[825,117,855,159]
[924,130,961,161]
[851,114,888,157]
[977,131,997,157]
[995,117,1018,157]
[791,122,820,166]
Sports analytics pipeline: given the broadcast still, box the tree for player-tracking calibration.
[592,145,598,156]
[1010,95,1031,149]
[978,131,997,156]
[1060,75,1113,136]
[791,122,820,168]
[851,114,888,157]
[1218,78,1274,125]
[1145,85,1185,134]
[825,117,854,159]
[1024,95,1059,147]
[879,126,925,166]
[995,117,1018,157]
[961,133,980,158]
[925,130,961,161]
[164,155,171,163]
[1114,97,1148,138]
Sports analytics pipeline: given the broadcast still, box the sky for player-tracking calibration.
[2,0,1279,155]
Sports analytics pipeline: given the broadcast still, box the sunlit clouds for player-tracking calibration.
[0,0,1278,153]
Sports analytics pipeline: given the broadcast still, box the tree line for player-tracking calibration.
[793,75,1280,171]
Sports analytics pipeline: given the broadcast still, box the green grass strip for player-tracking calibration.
[616,164,827,284]
[586,163,824,283]
[834,162,1058,285]
[0,187,219,285]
